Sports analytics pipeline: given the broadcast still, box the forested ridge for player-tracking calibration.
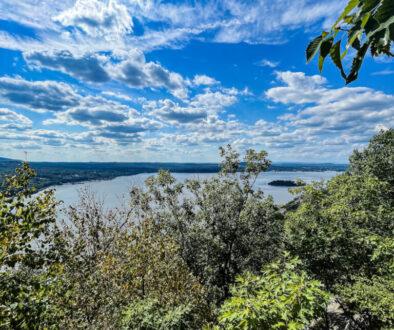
[0,129,392,329]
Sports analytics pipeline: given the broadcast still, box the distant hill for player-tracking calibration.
[0,157,15,162]
[0,161,348,192]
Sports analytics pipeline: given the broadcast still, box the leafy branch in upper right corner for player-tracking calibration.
[306,0,394,84]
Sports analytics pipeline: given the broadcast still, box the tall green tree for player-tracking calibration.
[349,128,394,185]
[129,146,285,304]
[306,0,394,84]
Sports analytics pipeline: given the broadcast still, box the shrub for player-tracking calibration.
[217,253,329,330]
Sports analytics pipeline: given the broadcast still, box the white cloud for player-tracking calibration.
[54,0,133,39]
[191,91,237,109]
[0,0,347,54]
[255,59,279,68]
[0,108,32,130]
[102,91,132,101]
[193,74,219,86]
[148,99,207,124]
[24,49,190,98]
[0,77,81,112]
[24,50,110,83]
[264,71,394,146]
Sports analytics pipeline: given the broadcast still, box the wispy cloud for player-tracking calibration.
[255,59,279,68]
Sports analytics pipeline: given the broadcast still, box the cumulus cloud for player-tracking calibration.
[0,108,32,130]
[148,99,207,124]
[191,91,237,109]
[24,49,190,98]
[193,74,219,86]
[110,56,189,99]
[24,50,110,83]
[44,95,137,126]
[54,0,133,39]
[102,118,162,134]
[0,108,31,125]
[0,77,80,112]
[266,71,394,138]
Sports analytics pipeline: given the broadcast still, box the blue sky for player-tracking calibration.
[0,0,393,162]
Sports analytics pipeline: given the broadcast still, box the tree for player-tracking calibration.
[217,253,329,330]
[0,163,60,329]
[129,146,285,304]
[306,0,394,84]
[349,128,394,185]
[284,130,394,327]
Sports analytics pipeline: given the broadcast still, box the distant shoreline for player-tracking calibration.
[0,160,347,193]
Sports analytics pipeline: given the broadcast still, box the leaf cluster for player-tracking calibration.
[306,0,394,84]
[217,253,329,330]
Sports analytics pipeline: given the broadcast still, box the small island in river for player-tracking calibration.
[268,180,306,187]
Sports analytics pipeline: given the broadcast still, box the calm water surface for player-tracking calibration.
[49,171,340,208]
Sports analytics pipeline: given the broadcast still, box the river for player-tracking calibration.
[47,171,340,209]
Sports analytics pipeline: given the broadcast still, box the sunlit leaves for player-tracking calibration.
[306,0,393,84]
[217,253,329,329]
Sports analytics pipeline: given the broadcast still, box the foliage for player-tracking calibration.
[51,188,209,329]
[349,128,394,185]
[306,0,394,84]
[285,173,393,287]
[339,275,394,328]
[129,145,284,303]
[122,298,199,330]
[285,131,394,326]
[0,163,61,329]
[217,253,329,330]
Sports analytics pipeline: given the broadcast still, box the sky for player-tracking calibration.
[0,0,393,163]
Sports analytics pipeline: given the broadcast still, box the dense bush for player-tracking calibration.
[216,253,329,329]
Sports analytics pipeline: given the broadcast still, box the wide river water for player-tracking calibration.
[48,171,340,208]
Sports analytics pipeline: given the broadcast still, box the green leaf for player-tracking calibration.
[331,0,360,31]
[342,29,363,59]
[318,37,334,72]
[318,55,325,73]
[306,35,323,63]
[346,42,370,84]
[360,0,381,14]
[329,40,347,79]
[376,0,394,23]
[366,16,394,39]
[321,37,334,58]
